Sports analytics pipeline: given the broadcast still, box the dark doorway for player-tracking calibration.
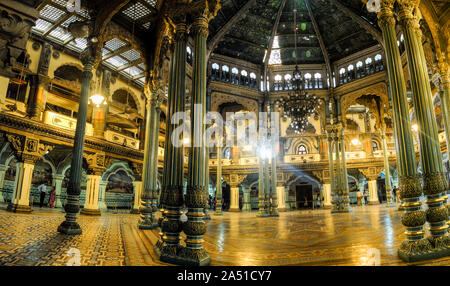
[296,184,313,209]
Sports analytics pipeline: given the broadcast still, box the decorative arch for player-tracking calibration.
[52,63,84,80]
[109,87,144,115]
[291,138,315,155]
[102,161,136,182]
[340,82,389,119]
[211,93,258,113]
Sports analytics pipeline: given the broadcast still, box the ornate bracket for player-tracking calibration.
[6,134,53,164]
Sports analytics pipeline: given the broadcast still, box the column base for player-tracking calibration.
[214,211,223,216]
[130,209,140,214]
[369,201,380,205]
[229,208,240,212]
[385,203,396,208]
[80,208,101,216]
[323,205,332,209]
[57,221,82,235]
[257,213,269,217]
[175,248,211,266]
[138,222,158,230]
[277,208,287,212]
[7,203,32,213]
[398,246,450,263]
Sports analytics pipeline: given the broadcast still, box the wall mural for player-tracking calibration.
[106,170,133,194]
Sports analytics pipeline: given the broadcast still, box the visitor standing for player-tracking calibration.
[38,182,48,208]
[48,187,56,208]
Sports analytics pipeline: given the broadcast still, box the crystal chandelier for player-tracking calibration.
[275,9,320,135]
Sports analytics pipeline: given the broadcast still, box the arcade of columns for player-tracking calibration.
[0,0,448,266]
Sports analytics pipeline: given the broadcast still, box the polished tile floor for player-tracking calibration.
[0,203,449,266]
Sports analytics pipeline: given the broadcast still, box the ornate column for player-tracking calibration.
[269,102,279,217]
[52,174,65,208]
[131,181,142,214]
[225,174,246,212]
[322,181,332,209]
[98,181,108,211]
[331,124,345,213]
[158,20,187,263]
[27,42,52,120]
[381,126,394,207]
[397,0,449,249]
[377,0,431,262]
[81,174,102,215]
[276,174,287,212]
[437,62,449,165]
[58,42,98,234]
[139,87,162,229]
[263,155,271,214]
[81,153,109,216]
[242,186,252,212]
[180,10,211,266]
[215,145,223,215]
[6,135,53,212]
[339,126,351,211]
[360,167,383,205]
[257,101,267,217]
[0,164,7,202]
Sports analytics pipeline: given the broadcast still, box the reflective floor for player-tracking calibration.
[0,203,449,266]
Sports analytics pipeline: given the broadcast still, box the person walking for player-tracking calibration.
[38,182,48,208]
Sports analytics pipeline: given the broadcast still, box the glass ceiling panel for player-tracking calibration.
[40,5,66,22]
[104,38,127,51]
[122,2,151,21]
[144,0,157,8]
[49,27,72,42]
[121,66,143,77]
[106,56,129,68]
[121,49,141,62]
[32,3,146,88]
[33,19,52,33]
[68,38,87,52]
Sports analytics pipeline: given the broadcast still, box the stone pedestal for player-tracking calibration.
[81,175,102,215]
[8,162,34,213]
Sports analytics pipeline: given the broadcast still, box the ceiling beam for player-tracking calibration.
[263,0,287,69]
[207,0,258,58]
[116,59,142,72]
[328,0,384,48]
[304,0,332,77]
[102,45,133,61]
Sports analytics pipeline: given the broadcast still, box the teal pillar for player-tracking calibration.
[377,1,431,262]
[57,52,94,235]
[398,1,449,250]
[179,15,210,266]
[158,22,187,263]
[138,88,162,229]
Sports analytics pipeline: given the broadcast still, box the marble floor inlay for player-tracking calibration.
[0,203,449,266]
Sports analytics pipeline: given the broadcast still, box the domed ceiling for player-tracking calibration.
[208,0,381,65]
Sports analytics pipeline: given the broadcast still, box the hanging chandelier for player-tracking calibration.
[275,9,320,135]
